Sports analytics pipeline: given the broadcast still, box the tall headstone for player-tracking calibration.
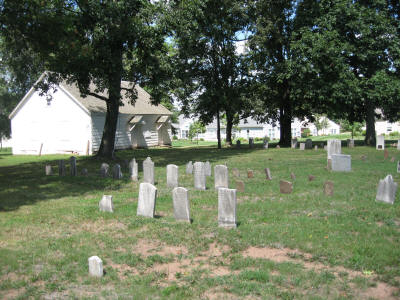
[214,165,229,189]
[88,256,103,277]
[193,162,206,190]
[398,161,400,173]
[324,181,334,196]
[314,145,318,150]
[236,140,241,148]
[58,160,66,176]
[45,165,52,176]
[331,154,351,172]
[376,135,385,150]
[112,164,123,179]
[397,140,400,151]
[249,137,254,148]
[276,145,281,149]
[280,180,293,194]
[137,182,157,217]
[376,175,397,204]
[100,163,109,178]
[235,180,245,192]
[186,161,193,174]
[99,195,114,212]
[264,168,272,180]
[70,156,77,176]
[205,161,212,176]
[305,139,312,149]
[263,137,269,149]
[327,139,341,160]
[299,143,305,150]
[129,158,138,181]
[143,157,155,185]
[218,188,237,228]
[167,164,179,188]
[172,187,190,222]
[347,139,355,148]
[291,138,298,149]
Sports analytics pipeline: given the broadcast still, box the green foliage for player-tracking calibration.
[340,120,364,139]
[301,128,311,138]
[314,115,329,135]
[188,121,206,142]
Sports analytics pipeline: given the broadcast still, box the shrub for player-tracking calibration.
[361,130,366,136]
[199,138,204,141]
[301,128,311,138]
[389,131,399,137]
[254,137,263,142]
[172,135,178,140]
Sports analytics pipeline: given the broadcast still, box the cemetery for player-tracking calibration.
[0,141,399,299]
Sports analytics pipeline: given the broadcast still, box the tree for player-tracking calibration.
[340,120,363,139]
[314,114,329,136]
[188,121,206,143]
[1,0,169,158]
[169,0,249,149]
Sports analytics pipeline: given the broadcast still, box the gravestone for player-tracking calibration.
[123,159,129,169]
[376,135,385,150]
[308,175,315,181]
[305,139,313,149]
[324,145,327,151]
[58,160,66,176]
[347,139,355,148]
[324,181,334,196]
[361,155,367,161]
[264,168,272,180]
[129,158,138,181]
[172,187,190,222]
[376,175,398,204]
[232,168,240,177]
[100,163,109,178]
[143,157,155,185]
[384,149,389,160]
[112,164,123,179]
[70,156,77,176]
[88,256,103,277]
[331,154,351,172]
[186,161,193,174]
[291,138,298,149]
[214,165,229,189]
[99,195,114,212]
[249,137,254,148]
[236,140,241,148]
[299,143,305,150]
[390,157,395,163]
[397,140,400,150]
[247,170,254,178]
[218,188,237,228]
[45,165,52,176]
[290,172,296,180]
[205,161,212,176]
[167,164,179,188]
[314,145,318,150]
[81,168,88,176]
[235,180,245,192]
[193,162,206,190]
[397,161,400,173]
[327,139,341,160]
[327,159,332,170]
[137,182,157,217]
[263,138,269,149]
[276,145,280,149]
[280,180,293,194]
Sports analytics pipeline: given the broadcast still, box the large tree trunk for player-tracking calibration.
[225,110,233,147]
[279,84,292,147]
[216,110,221,149]
[364,101,376,146]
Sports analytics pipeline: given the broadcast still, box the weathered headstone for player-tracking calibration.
[112,164,123,179]
[129,158,138,181]
[81,168,88,176]
[143,157,155,185]
[100,163,109,178]
[331,154,351,172]
[376,175,398,204]
[327,159,332,170]
[247,170,254,178]
[324,181,334,196]
[327,139,341,160]
[88,256,103,277]
[123,159,129,169]
[232,168,240,177]
[397,140,400,150]
[58,160,66,176]
[299,143,305,150]
[193,162,206,190]
[290,172,296,180]
[361,155,367,161]
[70,156,77,176]
[397,161,400,173]
[99,195,114,212]
[167,164,179,188]
[249,137,254,148]
[280,180,293,194]
[308,175,315,181]
[291,138,298,149]
[314,145,318,150]
[235,180,245,192]
[376,135,385,150]
[205,161,212,176]
[324,145,327,151]
[264,168,272,180]
[276,145,281,149]
[137,182,157,217]
[186,161,193,174]
[236,140,241,148]
[218,188,237,228]
[45,165,52,176]
[347,139,355,148]
[384,149,389,160]
[214,165,229,189]
[172,187,190,222]
[305,139,313,149]
[263,138,269,149]
[390,157,395,163]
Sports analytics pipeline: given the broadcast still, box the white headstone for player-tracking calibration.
[129,158,138,181]
[205,161,212,176]
[143,157,155,185]
[291,138,298,149]
[172,187,190,222]
[397,161,400,173]
[193,162,206,190]
[218,188,237,228]
[186,161,193,174]
[99,195,114,212]
[214,165,229,190]
[331,154,351,172]
[376,135,385,150]
[299,143,305,150]
[45,165,52,176]
[376,175,398,204]
[347,139,355,148]
[100,163,109,178]
[88,256,103,277]
[167,164,179,188]
[137,182,157,218]
[327,139,341,160]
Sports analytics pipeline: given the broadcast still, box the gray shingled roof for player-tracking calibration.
[60,80,172,115]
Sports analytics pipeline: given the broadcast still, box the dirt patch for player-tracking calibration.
[1,288,26,300]
[133,239,188,257]
[107,261,139,280]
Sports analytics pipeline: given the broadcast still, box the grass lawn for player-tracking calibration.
[0,144,400,299]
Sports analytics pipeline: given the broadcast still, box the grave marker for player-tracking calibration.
[205,161,212,176]
[249,137,254,148]
[280,180,293,194]
[214,165,229,189]
[232,168,240,177]
[305,139,312,149]
[218,188,237,228]
[81,168,88,176]
[100,163,109,178]
[236,140,241,148]
[291,138,298,149]
[299,143,305,150]
[70,156,77,176]
[384,149,389,160]
[99,195,114,212]
[137,182,157,217]
[143,157,155,185]
[172,187,190,222]
[263,138,269,149]
[376,175,397,204]
[347,139,355,148]
[193,162,206,190]
[324,181,334,196]
[397,140,400,150]
[112,164,123,179]
[331,154,351,172]
[290,172,296,180]
[264,168,272,180]
[88,256,103,277]
[308,175,315,181]
[186,161,193,174]
[167,164,179,188]
[129,158,138,181]
[58,160,66,176]
[327,139,341,160]
[235,180,245,192]
[376,135,385,150]
[45,165,52,176]
[247,170,254,178]
[398,161,400,173]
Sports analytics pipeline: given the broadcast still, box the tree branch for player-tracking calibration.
[87,92,108,102]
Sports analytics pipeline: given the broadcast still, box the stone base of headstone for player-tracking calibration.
[280,180,293,194]
[324,181,334,196]
[88,256,103,277]
[376,175,397,204]
[99,195,114,212]
[247,170,254,178]
[331,154,351,172]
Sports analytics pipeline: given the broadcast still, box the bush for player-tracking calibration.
[254,137,263,142]
[361,130,366,136]
[233,137,248,143]
[172,135,178,140]
[389,131,399,137]
[301,128,311,138]
[199,138,204,141]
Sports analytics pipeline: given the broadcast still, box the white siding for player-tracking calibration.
[11,88,91,155]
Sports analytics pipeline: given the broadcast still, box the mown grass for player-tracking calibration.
[0,143,399,299]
